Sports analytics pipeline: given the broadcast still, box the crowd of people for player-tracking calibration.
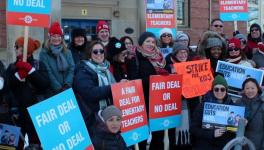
[0,18,264,150]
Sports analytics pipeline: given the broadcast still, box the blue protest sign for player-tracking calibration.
[202,102,245,131]
[27,89,94,150]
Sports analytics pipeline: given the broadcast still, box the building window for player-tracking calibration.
[176,0,189,27]
[248,0,259,26]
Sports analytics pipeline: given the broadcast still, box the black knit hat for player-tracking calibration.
[71,28,86,40]
[107,37,126,56]
[138,32,156,46]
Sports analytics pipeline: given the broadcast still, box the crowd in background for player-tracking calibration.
[0,18,264,150]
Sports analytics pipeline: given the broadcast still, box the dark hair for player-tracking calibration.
[242,78,262,95]
[211,18,223,26]
[85,40,105,60]
[120,36,134,45]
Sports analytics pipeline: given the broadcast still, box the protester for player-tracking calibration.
[130,32,169,150]
[210,18,226,39]
[246,23,263,59]
[226,38,254,67]
[6,36,50,148]
[252,40,264,69]
[174,32,189,47]
[68,28,87,64]
[120,36,136,60]
[73,41,115,132]
[198,31,227,76]
[238,78,264,150]
[159,28,174,48]
[96,20,111,47]
[39,21,75,94]
[91,105,128,150]
[190,75,236,150]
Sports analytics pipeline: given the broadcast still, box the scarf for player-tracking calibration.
[137,46,168,75]
[50,45,69,72]
[85,60,116,109]
[227,56,242,64]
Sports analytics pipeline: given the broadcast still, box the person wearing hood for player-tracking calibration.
[91,105,128,150]
[246,23,263,59]
[69,28,87,64]
[237,78,264,150]
[6,36,50,148]
[39,21,75,94]
[190,75,236,150]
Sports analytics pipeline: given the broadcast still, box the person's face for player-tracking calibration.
[124,38,133,50]
[91,44,105,64]
[98,29,110,42]
[106,116,122,134]
[250,27,260,39]
[142,37,156,53]
[235,115,240,121]
[210,46,222,59]
[15,45,23,57]
[74,36,85,46]
[211,20,224,35]
[161,33,172,44]
[244,81,258,99]
[175,50,188,62]
[228,44,240,57]
[50,34,62,46]
[213,85,227,101]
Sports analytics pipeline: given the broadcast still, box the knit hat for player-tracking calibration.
[234,34,247,41]
[228,38,241,49]
[212,75,228,89]
[96,20,110,34]
[138,32,156,46]
[159,28,173,38]
[107,37,126,56]
[71,28,86,40]
[172,43,189,54]
[49,21,63,36]
[15,37,41,55]
[206,37,222,49]
[101,105,122,122]
[175,32,189,42]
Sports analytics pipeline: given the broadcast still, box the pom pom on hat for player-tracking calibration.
[96,20,110,34]
[49,21,63,36]
[228,38,241,49]
[101,105,122,122]
[15,37,41,55]
[212,75,228,89]
[138,32,156,46]
[159,28,173,38]
[206,37,222,49]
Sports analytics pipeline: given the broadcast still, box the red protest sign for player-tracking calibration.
[111,80,148,132]
[173,59,213,98]
[149,74,182,119]
[219,0,248,13]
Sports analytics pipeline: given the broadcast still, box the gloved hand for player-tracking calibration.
[16,61,32,72]
[17,69,28,79]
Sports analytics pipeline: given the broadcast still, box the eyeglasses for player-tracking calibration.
[213,24,223,28]
[125,42,132,45]
[251,28,259,32]
[161,34,172,38]
[228,47,240,52]
[92,49,104,55]
[214,87,226,92]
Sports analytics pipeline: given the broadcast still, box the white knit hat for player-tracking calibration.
[159,28,173,38]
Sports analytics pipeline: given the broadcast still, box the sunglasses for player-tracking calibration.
[213,24,223,28]
[161,34,172,37]
[14,45,19,49]
[92,49,104,55]
[228,47,240,52]
[251,28,259,32]
[214,87,226,92]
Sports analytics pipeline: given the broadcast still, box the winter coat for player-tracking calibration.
[190,91,236,150]
[6,56,50,140]
[68,44,86,65]
[253,50,264,68]
[238,94,264,150]
[39,47,75,92]
[72,61,113,127]
[91,114,128,150]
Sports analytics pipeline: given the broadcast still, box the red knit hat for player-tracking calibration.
[228,38,241,49]
[15,37,41,55]
[96,20,110,34]
[49,21,63,36]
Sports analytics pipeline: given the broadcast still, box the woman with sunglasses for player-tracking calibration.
[226,38,254,68]
[159,28,174,48]
[190,75,236,150]
[73,41,116,133]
